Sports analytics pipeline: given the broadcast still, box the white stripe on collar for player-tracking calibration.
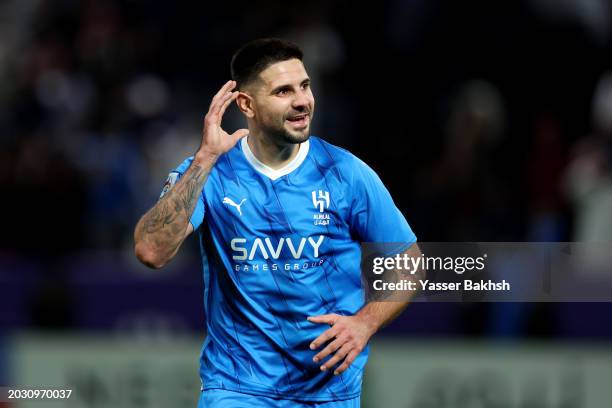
[241,137,310,180]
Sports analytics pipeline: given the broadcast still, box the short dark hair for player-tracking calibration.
[230,38,303,89]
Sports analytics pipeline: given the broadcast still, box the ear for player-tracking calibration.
[236,92,255,119]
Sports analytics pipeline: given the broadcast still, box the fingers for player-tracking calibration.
[217,91,239,122]
[333,349,359,375]
[308,314,341,350]
[310,326,338,350]
[308,315,368,376]
[209,90,235,121]
[320,343,350,372]
[212,80,236,109]
[207,80,237,120]
[308,314,340,326]
[313,336,345,363]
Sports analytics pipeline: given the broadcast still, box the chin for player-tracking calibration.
[284,126,311,144]
[285,133,310,144]
[274,129,309,145]
[264,124,311,145]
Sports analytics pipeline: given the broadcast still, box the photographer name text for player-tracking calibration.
[373,279,510,292]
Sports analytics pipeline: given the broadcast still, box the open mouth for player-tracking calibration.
[286,114,309,128]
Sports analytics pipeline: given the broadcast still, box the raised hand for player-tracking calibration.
[135,80,246,269]
[198,80,249,158]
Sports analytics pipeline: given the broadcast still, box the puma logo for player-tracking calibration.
[223,197,247,216]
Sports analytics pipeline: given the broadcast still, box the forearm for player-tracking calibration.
[355,300,410,336]
[134,152,216,268]
[356,243,424,334]
[134,79,247,267]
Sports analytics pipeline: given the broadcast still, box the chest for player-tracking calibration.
[204,173,351,239]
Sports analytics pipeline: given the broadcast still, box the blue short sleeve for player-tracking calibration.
[349,158,416,244]
[159,157,205,230]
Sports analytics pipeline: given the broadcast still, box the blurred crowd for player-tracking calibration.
[2,0,612,337]
[0,0,355,254]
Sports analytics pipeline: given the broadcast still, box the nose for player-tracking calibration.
[292,89,311,111]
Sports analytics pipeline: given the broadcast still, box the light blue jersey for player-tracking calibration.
[163,136,416,402]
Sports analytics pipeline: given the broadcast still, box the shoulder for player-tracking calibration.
[310,138,389,200]
[309,136,368,174]
[309,137,377,182]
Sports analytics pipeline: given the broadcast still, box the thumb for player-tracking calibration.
[307,314,340,325]
[231,129,249,143]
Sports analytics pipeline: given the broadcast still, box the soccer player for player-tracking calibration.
[134,38,419,407]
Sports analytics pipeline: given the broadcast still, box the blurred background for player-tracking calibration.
[1,0,612,406]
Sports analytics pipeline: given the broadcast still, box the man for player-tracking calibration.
[134,38,419,407]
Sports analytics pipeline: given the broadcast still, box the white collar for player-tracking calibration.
[241,137,310,180]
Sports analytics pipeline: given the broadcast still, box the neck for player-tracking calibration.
[247,129,301,170]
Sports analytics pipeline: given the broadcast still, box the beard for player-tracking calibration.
[275,127,310,144]
[260,111,313,145]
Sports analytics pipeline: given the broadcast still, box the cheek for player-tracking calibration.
[254,101,277,120]
[264,107,283,122]
[307,88,315,100]
[266,104,288,122]
[307,93,315,109]
[258,106,285,126]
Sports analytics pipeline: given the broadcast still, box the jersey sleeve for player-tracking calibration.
[348,157,416,244]
[159,156,205,230]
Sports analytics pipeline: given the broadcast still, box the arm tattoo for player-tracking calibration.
[136,163,208,256]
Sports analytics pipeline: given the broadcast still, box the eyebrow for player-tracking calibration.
[270,78,311,94]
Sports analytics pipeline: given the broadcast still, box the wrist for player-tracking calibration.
[194,149,219,167]
[355,310,381,337]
